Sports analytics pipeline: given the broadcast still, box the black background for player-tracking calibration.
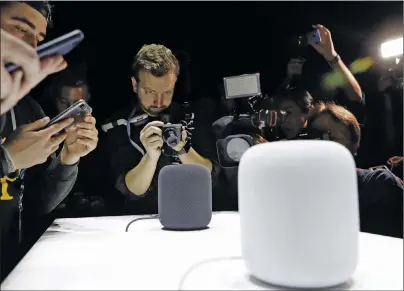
[39,1,403,121]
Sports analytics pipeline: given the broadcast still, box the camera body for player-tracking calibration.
[158,101,194,156]
[220,73,289,142]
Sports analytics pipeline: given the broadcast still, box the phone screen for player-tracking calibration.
[307,29,321,45]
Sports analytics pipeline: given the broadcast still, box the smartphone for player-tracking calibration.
[306,29,321,45]
[46,99,92,129]
[5,29,84,73]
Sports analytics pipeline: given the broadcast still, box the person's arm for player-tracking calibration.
[177,147,213,172]
[326,53,363,102]
[311,24,363,103]
[23,154,78,215]
[102,122,154,199]
[124,153,158,196]
[21,98,78,215]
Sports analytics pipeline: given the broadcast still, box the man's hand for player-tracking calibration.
[387,156,404,168]
[60,116,99,165]
[4,117,74,170]
[1,29,67,114]
[172,126,188,152]
[310,24,337,62]
[139,121,164,161]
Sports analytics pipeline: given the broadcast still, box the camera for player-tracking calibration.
[222,73,287,132]
[158,101,194,157]
[216,134,254,168]
[216,129,331,168]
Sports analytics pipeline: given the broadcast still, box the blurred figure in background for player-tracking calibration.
[41,61,91,115]
[307,102,403,238]
[377,70,403,179]
[277,56,306,91]
[40,61,105,218]
[275,88,314,140]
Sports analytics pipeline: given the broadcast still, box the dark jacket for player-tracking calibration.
[101,100,219,215]
[0,96,78,281]
[357,168,403,238]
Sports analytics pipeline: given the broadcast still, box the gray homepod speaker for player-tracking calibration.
[158,164,212,230]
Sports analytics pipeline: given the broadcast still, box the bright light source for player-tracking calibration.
[381,37,403,58]
[396,58,401,65]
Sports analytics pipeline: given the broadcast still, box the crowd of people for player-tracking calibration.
[0,1,402,282]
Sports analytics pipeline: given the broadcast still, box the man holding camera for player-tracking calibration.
[0,1,98,281]
[307,102,403,238]
[102,44,216,215]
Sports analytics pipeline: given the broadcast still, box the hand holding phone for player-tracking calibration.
[46,99,92,130]
[310,24,337,61]
[5,29,84,73]
[60,114,98,165]
[3,117,74,169]
[1,29,67,114]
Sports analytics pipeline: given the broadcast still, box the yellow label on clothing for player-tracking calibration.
[0,176,17,200]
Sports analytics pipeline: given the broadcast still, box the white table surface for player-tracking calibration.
[1,212,402,290]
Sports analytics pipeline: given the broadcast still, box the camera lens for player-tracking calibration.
[163,128,180,148]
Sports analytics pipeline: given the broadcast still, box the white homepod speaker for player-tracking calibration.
[238,140,359,288]
[158,164,212,230]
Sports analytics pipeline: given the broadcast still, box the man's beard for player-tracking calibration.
[140,103,167,117]
[136,94,168,117]
[146,107,166,117]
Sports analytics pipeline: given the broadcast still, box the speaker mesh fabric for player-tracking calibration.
[158,164,212,230]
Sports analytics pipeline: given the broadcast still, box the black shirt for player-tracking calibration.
[357,168,403,238]
[101,101,219,215]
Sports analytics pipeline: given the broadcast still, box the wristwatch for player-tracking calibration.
[327,54,340,67]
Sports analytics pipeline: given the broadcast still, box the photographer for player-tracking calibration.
[275,88,314,140]
[40,61,105,217]
[102,44,216,215]
[282,25,365,124]
[307,102,403,238]
[0,1,98,281]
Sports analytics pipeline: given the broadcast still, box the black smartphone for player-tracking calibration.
[297,29,321,47]
[5,29,84,73]
[306,29,321,45]
[45,99,92,129]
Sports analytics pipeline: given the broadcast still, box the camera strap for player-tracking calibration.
[126,107,146,156]
[100,107,149,156]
